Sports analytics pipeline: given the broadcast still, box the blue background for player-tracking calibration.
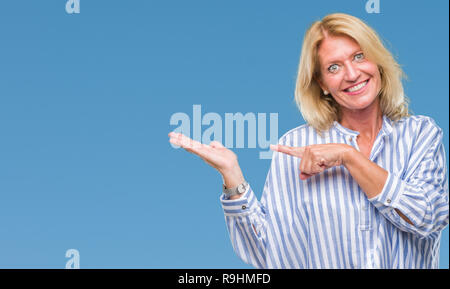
[0,0,448,268]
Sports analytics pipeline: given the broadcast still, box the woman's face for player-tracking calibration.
[317,35,382,113]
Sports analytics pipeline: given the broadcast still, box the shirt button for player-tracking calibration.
[386,199,391,204]
[348,137,353,142]
[242,205,247,210]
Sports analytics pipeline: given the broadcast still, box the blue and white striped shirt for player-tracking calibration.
[220,115,449,269]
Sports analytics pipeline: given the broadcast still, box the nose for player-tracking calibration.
[344,62,361,82]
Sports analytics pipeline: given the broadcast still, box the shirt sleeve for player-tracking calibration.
[219,135,297,268]
[220,186,268,268]
[368,118,449,238]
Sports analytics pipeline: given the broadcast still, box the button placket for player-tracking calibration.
[346,135,360,152]
[359,189,372,231]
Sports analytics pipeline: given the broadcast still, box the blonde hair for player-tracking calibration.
[295,13,409,132]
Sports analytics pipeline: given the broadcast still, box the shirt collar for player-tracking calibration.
[333,115,393,138]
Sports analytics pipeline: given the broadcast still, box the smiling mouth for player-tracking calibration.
[344,79,369,93]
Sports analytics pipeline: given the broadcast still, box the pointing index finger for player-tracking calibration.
[270,144,305,158]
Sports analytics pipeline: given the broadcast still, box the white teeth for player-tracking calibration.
[346,80,368,92]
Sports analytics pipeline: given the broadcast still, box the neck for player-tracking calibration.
[339,99,383,140]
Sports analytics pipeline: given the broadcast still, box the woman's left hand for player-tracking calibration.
[270,143,354,180]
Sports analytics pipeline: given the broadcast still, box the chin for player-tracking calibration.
[341,95,379,112]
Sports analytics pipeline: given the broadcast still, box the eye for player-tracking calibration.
[328,64,339,73]
[354,53,365,61]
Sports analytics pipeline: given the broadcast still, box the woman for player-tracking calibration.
[168,13,449,269]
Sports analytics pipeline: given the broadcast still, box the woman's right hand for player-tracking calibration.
[168,132,245,189]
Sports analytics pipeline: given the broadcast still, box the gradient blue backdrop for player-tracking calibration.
[0,0,448,268]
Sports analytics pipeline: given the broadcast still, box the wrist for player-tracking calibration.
[220,163,245,189]
[341,145,358,167]
[223,180,248,199]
